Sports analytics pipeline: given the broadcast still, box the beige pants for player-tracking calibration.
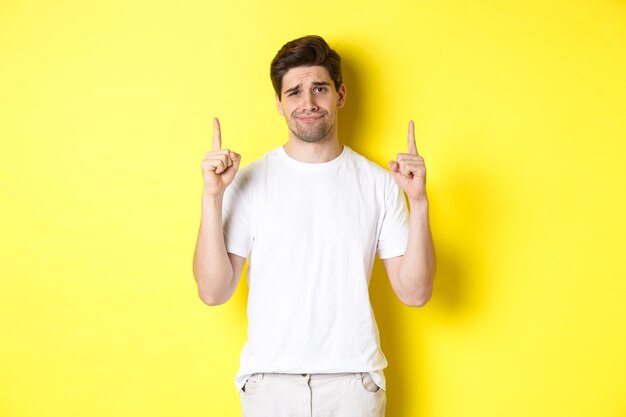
[239,372,386,417]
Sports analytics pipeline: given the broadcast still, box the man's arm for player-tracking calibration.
[192,118,245,306]
[382,200,435,307]
[384,121,436,307]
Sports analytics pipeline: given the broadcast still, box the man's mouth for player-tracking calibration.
[295,114,324,122]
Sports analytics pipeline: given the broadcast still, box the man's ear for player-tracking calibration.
[276,94,284,116]
[337,84,347,108]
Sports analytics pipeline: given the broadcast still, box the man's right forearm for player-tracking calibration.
[192,191,236,305]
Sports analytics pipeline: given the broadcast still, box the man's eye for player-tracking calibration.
[288,91,300,96]
[314,87,327,93]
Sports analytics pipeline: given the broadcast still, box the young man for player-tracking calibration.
[193,35,435,417]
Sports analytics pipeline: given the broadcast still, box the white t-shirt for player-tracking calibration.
[222,145,409,391]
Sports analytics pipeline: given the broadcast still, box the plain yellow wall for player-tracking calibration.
[1,0,625,416]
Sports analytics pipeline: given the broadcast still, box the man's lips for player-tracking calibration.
[294,113,324,122]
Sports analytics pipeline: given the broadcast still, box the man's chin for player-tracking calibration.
[291,127,330,143]
[296,133,327,143]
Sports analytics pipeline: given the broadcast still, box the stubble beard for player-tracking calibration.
[289,113,336,143]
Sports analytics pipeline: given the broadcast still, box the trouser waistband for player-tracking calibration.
[254,372,364,381]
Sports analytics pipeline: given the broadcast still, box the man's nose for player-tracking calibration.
[302,92,319,112]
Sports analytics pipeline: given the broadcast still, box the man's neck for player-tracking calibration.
[283,137,343,163]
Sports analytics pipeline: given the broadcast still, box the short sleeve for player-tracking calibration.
[376,179,409,259]
[222,169,253,258]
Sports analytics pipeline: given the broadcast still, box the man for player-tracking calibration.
[193,35,435,417]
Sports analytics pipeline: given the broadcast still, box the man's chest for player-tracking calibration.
[251,174,384,253]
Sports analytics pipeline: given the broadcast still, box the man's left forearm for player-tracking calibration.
[398,198,436,306]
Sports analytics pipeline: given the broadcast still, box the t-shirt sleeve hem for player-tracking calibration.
[377,246,406,260]
[226,245,250,259]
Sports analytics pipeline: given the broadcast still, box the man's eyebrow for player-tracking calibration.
[283,81,331,95]
[284,84,302,95]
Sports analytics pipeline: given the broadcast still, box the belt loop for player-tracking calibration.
[258,373,265,380]
[355,372,362,380]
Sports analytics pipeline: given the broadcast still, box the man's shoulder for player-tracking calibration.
[344,146,392,178]
[229,147,281,190]
[238,147,280,173]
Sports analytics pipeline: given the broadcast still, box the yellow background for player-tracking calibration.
[1,0,625,416]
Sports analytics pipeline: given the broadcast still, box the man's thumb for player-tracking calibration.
[230,151,242,170]
[388,161,407,187]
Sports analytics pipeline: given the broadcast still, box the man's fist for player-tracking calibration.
[388,120,427,203]
[201,117,241,196]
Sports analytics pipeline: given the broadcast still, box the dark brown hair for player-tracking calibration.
[270,35,342,99]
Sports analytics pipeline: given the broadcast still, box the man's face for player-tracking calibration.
[276,65,346,143]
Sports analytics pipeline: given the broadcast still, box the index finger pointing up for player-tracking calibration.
[212,117,221,151]
[408,120,418,155]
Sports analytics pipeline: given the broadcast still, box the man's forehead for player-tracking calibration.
[282,66,332,87]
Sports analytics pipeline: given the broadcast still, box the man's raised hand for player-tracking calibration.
[388,120,428,203]
[201,117,241,196]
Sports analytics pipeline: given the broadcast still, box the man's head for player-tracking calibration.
[271,36,346,143]
[270,35,343,100]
